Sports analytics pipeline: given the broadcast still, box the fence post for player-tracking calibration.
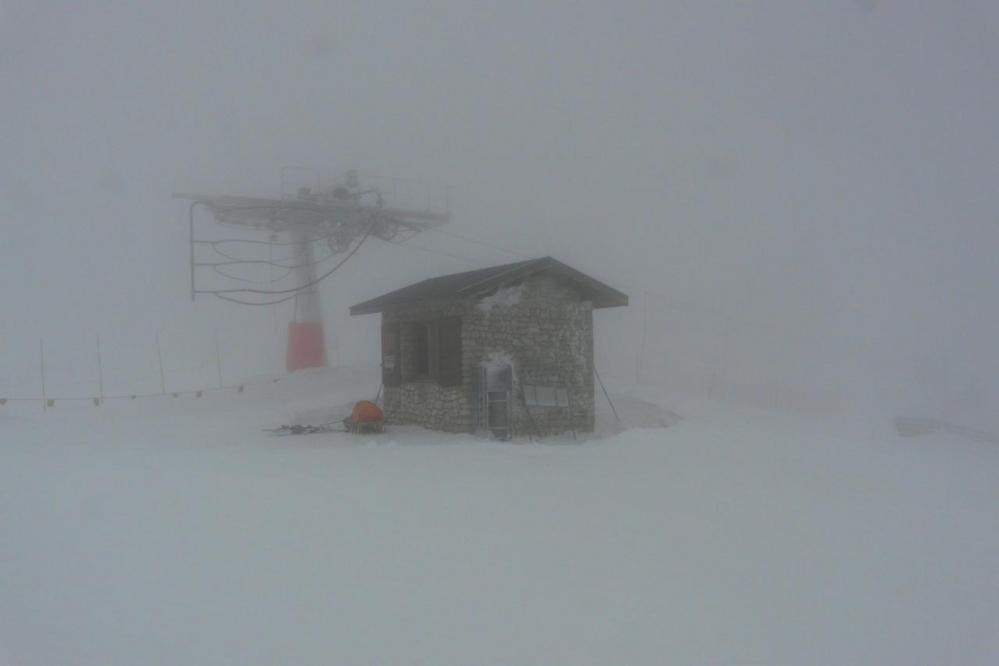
[717,314,733,401]
[635,289,648,386]
[156,332,167,394]
[96,335,105,405]
[39,339,47,411]
[214,331,224,388]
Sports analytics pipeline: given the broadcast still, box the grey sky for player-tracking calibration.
[2,1,997,403]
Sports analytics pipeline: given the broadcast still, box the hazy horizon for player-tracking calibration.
[2,0,998,417]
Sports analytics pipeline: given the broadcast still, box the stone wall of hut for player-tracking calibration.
[381,273,595,437]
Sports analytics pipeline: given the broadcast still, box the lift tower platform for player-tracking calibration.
[176,170,449,372]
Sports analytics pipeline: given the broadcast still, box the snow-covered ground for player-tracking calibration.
[0,367,996,665]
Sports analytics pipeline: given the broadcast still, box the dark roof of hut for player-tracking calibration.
[349,256,628,315]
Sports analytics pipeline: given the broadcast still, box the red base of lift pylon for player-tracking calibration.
[286,321,326,372]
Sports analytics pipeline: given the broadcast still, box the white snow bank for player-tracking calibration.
[0,367,996,665]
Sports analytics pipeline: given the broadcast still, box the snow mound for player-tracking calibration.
[1,365,996,665]
[594,392,682,436]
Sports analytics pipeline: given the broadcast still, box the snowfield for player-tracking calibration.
[0,368,996,665]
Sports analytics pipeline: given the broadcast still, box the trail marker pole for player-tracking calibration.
[214,332,224,388]
[96,335,105,405]
[39,339,47,411]
[156,332,167,394]
[716,315,733,400]
[636,289,648,385]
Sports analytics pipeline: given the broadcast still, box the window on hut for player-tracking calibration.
[392,318,462,386]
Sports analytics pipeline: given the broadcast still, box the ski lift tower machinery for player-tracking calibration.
[175,170,450,372]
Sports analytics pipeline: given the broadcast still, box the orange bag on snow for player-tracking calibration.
[351,400,384,425]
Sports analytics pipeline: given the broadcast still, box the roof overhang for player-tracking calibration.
[350,256,628,315]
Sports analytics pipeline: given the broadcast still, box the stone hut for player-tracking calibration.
[349,257,627,438]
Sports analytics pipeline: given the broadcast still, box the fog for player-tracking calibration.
[2,0,998,418]
[4,4,999,664]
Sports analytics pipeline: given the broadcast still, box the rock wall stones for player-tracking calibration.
[381,274,596,437]
[464,274,595,436]
[381,381,471,433]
